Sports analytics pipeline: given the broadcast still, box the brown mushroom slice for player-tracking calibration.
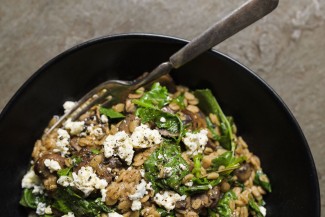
[234,163,253,182]
[34,153,65,178]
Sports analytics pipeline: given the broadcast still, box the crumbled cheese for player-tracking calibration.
[64,118,85,135]
[62,212,75,217]
[103,131,134,165]
[160,117,166,122]
[44,159,61,172]
[259,206,267,216]
[131,200,142,211]
[108,212,123,217]
[87,125,104,137]
[100,114,108,123]
[146,182,153,191]
[179,164,187,170]
[101,188,107,202]
[131,124,162,148]
[57,166,107,197]
[154,191,186,211]
[36,203,51,215]
[182,129,209,156]
[63,101,77,114]
[140,169,145,177]
[21,168,44,194]
[54,129,70,156]
[163,167,173,177]
[184,180,193,187]
[129,179,148,200]
[57,176,74,187]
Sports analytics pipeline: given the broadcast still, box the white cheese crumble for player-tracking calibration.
[108,212,123,217]
[21,168,44,194]
[182,129,209,156]
[62,212,75,217]
[129,179,148,200]
[44,159,61,172]
[64,118,85,135]
[63,101,77,114]
[179,164,187,170]
[259,206,267,216]
[160,117,166,122]
[154,191,186,212]
[54,129,70,156]
[36,203,52,215]
[163,167,173,177]
[57,166,107,197]
[131,200,142,211]
[131,124,162,148]
[87,125,104,137]
[103,131,134,165]
[100,114,108,123]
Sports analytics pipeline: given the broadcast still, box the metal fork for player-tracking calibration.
[47,0,279,134]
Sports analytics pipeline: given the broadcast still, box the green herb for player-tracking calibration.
[172,93,185,110]
[133,82,170,109]
[210,151,245,174]
[19,188,38,209]
[217,190,237,217]
[52,187,114,216]
[249,199,265,217]
[99,107,125,119]
[144,142,190,192]
[57,167,72,177]
[194,89,235,151]
[254,170,272,193]
[208,209,217,217]
[192,154,203,178]
[91,149,101,155]
[206,117,220,141]
[157,207,175,216]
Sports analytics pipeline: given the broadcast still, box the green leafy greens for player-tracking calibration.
[144,142,190,192]
[194,89,235,151]
[209,151,245,174]
[217,190,237,217]
[254,170,272,193]
[99,107,125,119]
[249,199,265,217]
[133,82,171,109]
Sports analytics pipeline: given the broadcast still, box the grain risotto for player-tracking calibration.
[20,79,271,217]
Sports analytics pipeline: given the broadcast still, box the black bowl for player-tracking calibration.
[0,34,320,216]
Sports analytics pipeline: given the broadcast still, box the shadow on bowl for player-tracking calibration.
[0,34,320,216]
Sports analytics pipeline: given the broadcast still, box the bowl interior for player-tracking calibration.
[0,34,320,216]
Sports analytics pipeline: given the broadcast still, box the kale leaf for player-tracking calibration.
[133,82,170,109]
[194,89,235,151]
[144,142,190,192]
[249,199,265,217]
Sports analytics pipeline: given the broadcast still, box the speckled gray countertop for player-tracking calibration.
[1,0,324,213]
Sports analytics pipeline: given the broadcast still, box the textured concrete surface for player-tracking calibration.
[1,0,324,213]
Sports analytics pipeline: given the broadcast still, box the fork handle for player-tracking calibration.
[169,0,279,68]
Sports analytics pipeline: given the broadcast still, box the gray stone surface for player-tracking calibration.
[1,0,324,213]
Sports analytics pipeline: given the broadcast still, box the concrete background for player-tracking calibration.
[0,0,324,214]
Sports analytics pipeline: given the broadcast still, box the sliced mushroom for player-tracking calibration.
[234,163,253,182]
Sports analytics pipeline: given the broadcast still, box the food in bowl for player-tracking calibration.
[20,78,271,217]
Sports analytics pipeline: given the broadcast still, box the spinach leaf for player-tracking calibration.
[210,151,245,174]
[19,188,38,209]
[254,170,272,193]
[249,199,265,217]
[57,167,72,177]
[194,89,235,151]
[52,187,114,216]
[136,107,180,134]
[206,117,220,141]
[144,142,190,192]
[217,190,237,217]
[99,107,125,119]
[133,82,170,109]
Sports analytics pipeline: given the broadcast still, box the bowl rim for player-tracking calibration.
[0,33,320,216]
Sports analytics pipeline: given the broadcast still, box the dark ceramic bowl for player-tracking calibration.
[0,34,320,216]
